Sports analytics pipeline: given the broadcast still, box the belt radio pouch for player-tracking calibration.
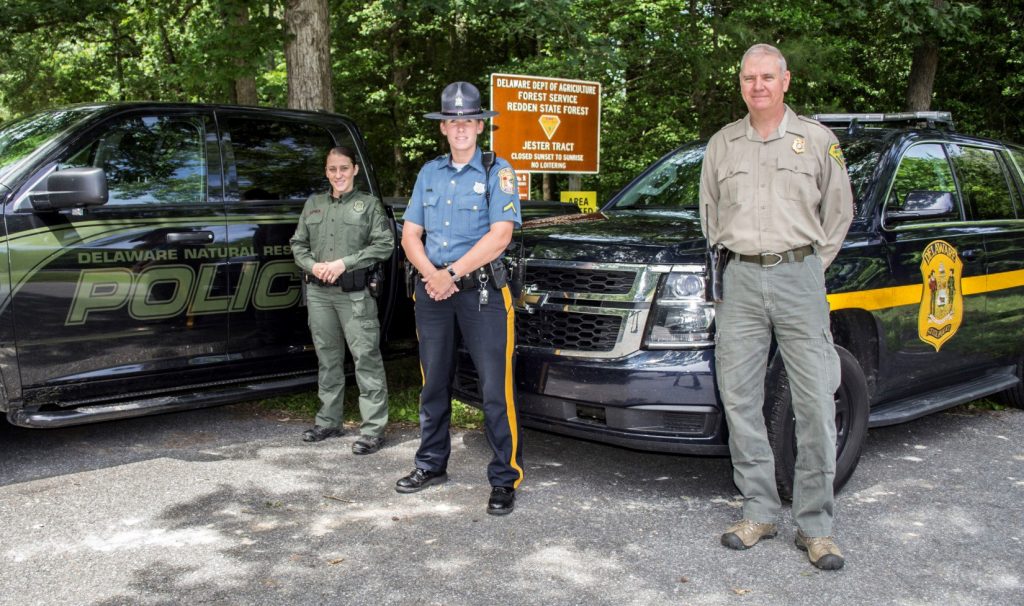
[366,263,384,298]
[487,259,509,289]
[505,235,525,299]
[706,243,728,303]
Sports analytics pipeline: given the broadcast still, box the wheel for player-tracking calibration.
[765,345,870,501]
[997,357,1024,409]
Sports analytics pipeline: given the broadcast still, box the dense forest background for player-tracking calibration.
[1,0,1020,201]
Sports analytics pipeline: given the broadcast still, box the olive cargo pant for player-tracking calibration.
[306,285,388,437]
[714,254,841,536]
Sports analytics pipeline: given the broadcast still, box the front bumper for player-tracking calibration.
[455,347,730,455]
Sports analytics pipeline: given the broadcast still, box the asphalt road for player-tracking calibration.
[1,399,1022,606]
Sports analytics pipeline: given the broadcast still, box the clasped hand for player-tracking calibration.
[312,259,346,283]
[423,268,458,301]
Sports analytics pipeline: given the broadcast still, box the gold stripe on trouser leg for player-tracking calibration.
[502,285,524,488]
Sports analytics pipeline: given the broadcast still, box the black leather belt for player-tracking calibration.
[732,245,814,267]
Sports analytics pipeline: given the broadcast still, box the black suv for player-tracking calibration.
[455,112,1024,496]
[0,103,400,428]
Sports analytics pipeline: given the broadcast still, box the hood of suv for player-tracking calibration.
[520,209,707,265]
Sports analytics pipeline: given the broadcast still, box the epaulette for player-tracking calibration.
[721,118,746,139]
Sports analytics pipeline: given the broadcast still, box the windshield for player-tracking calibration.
[611,143,704,210]
[609,136,883,215]
[0,108,94,182]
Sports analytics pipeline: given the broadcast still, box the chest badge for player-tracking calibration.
[918,240,963,352]
[353,199,366,212]
[473,181,486,194]
[792,137,806,154]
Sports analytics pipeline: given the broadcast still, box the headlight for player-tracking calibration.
[643,271,715,348]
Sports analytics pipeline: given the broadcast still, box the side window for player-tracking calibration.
[885,143,962,224]
[222,117,362,202]
[949,145,1018,221]
[61,115,207,205]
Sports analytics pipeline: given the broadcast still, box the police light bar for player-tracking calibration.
[811,111,954,129]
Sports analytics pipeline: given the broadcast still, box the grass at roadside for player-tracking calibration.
[258,354,484,429]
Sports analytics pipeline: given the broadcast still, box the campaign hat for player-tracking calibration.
[424,81,498,120]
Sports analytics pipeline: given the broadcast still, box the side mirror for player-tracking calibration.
[30,167,108,210]
[885,190,956,223]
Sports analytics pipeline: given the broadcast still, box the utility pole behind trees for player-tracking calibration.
[284,0,333,111]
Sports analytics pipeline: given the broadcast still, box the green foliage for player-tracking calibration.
[2,0,1021,202]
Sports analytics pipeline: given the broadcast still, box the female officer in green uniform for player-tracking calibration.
[290,146,394,454]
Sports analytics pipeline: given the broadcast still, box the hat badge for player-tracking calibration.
[454,91,464,108]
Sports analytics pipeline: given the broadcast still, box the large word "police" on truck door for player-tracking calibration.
[66,260,301,325]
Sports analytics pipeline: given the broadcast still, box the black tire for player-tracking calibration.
[996,357,1024,409]
[765,345,870,501]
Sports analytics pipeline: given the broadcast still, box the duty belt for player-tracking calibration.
[436,265,486,290]
[304,266,369,290]
[732,245,814,267]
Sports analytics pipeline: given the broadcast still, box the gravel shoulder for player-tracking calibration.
[1,402,1022,605]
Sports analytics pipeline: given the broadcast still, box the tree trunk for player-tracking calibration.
[284,0,332,111]
[905,40,939,111]
[233,4,258,105]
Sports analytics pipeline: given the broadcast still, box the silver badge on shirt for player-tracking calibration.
[473,181,486,194]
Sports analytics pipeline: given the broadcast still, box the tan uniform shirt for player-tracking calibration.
[699,105,854,267]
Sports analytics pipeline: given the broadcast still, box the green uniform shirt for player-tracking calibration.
[290,190,395,272]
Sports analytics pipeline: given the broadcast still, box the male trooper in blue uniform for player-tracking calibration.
[396,81,524,515]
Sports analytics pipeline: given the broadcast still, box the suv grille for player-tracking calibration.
[524,266,636,295]
[517,310,621,351]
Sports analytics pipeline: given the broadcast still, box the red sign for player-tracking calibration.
[515,171,531,200]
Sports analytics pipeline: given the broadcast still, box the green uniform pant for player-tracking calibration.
[306,285,388,437]
[714,254,841,536]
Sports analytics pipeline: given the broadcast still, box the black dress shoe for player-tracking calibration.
[395,468,448,493]
[352,435,384,455]
[302,426,343,442]
[487,486,515,515]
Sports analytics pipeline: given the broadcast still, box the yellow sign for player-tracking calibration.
[560,191,598,214]
[918,240,963,351]
[490,74,602,174]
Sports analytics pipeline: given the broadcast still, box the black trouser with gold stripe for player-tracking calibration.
[413,280,523,488]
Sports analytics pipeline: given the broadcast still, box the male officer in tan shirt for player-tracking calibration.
[699,43,854,570]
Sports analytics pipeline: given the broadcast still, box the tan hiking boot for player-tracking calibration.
[795,529,845,570]
[720,519,778,550]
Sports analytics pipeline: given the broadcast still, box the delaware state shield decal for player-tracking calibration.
[918,240,963,352]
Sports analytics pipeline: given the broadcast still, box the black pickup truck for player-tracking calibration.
[455,112,1024,496]
[0,102,402,428]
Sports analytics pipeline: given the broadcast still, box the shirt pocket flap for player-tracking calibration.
[303,211,325,224]
[720,161,751,183]
[776,153,815,175]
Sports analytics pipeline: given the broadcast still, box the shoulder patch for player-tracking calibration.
[498,167,515,194]
[828,143,846,169]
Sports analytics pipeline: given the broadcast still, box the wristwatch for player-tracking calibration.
[447,266,458,280]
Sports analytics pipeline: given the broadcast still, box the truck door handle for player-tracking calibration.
[165,230,215,245]
[960,248,980,261]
